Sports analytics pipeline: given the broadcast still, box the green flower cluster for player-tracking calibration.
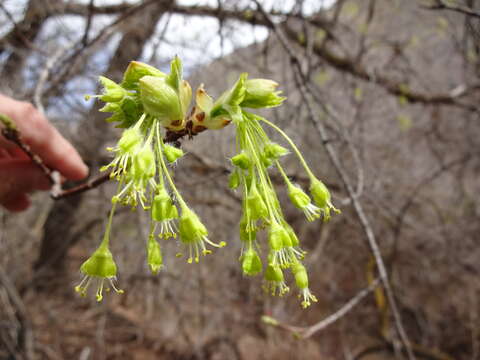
[76,57,339,308]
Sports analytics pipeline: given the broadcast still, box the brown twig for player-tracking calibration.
[263,278,381,339]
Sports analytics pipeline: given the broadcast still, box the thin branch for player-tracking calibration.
[0,264,34,360]
[422,0,480,20]
[263,278,380,338]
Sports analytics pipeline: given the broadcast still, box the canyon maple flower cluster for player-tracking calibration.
[77,56,340,308]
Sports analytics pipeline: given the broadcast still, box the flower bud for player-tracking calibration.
[264,142,289,160]
[139,76,183,124]
[152,188,178,222]
[179,207,208,244]
[121,61,166,90]
[147,235,163,274]
[241,79,286,109]
[268,223,290,251]
[309,178,340,220]
[246,182,268,220]
[291,262,309,289]
[98,76,128,102]
[288,184,311,210]
[118,127,142,154]
[228,171,240,189]
[133,144,156,180]
[231,151,251,170]
[265,263,284,283]
[242,248,262,276]
[309,178,330,208]
[163,144,184,163]
[283,222,300,248]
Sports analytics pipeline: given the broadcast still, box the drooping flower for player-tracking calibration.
[241,247,263,276]
[75,244,123,302]
[264,262,289,296]
[309,178,341,221]
[178,206,226,263]
[152,187,178,238]
[287,183,321,222]
[147,234,163,274]
[240,78,285,109]
[291,262,317,308]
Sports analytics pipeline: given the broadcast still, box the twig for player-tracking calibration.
[263,278,381,339]
[0,265,34,360]
[422,0,480,20]
[252,1,416,359]
[263,278,380,339]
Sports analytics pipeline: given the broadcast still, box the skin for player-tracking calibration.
[0,94,89,212]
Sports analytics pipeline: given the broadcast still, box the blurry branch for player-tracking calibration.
[0,265,34,360]
[81,0,95,46]
[392,153,473,248]
[262,278,381,339]
[252,1,417,359]
[422,0,480,20]
[282,24,479,110]
[365,261,455,360]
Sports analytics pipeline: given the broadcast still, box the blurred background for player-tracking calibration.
[1,0,479,359]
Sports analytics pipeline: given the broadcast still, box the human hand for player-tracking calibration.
[0,94,89,212]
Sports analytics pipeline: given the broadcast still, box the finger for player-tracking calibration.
[2,193,31,212]
[0,159,51,201]
[0,94,89,180]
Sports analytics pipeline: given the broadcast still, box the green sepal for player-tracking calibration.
[242,247,263,276]
[291,262,309,289]
[80,245,117,278]
[147,235,163,274]
[163,144,184,163]
[178,207,208,244]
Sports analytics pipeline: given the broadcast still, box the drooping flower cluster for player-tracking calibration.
[76,57,339,308]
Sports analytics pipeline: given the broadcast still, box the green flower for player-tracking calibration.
[147,234,163,274]
[309,178,340,221]
[152,187,178,238]
[99,76,128,102]
[231,151,251,170]
[178,207,226,263]
[263,142,289,161]
[245,181,268,221]
[240,79,285,109]
[291,262,317,308]
[264,263,289,296]
[241,247,263,276]
[75,245,124,302]
[163,144,184,163]
[228,171,240,189]
[287,183,320,221]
